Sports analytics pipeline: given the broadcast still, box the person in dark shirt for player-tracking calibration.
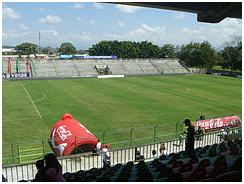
[183,119,195,156]
[43,153,66,182]
[33,159,45,182]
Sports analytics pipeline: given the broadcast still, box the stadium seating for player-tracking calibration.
[61,138,242,182]
[26,59,190,78]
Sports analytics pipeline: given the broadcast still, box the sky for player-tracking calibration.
[2,2,242,50]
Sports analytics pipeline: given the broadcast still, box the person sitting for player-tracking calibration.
[199,115,206,120]
[2,174,7,182]
[32,159,45,182]
[135,151,145,162]
[43,153,66,182]
[152,150,157,159]
[94,139,103,154]
[159,143,167,155]
[195,126,204,141]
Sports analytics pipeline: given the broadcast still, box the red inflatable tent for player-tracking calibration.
[50,114,98,156]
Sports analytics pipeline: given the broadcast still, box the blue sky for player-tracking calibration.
[2,2,242,50]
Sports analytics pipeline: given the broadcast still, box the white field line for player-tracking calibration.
[33,91,47,103]
[22,85,42,119]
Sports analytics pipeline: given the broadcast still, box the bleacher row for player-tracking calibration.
[3,58,191,78]
[62,139,242,182]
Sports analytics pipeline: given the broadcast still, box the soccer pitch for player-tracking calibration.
[2,74,242,147]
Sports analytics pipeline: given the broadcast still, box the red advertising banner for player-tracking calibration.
[194,116,241,131]
[50,114,98,156]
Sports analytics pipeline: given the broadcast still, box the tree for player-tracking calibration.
[221,47,242,71]
[58,42,78,55]
[88,40,162,58]
[160,44,177,58]
[41,46,58,55]
[220,35,242,71]
[15,42,38,57]
[178,41,216,68]
[198,41,216,68]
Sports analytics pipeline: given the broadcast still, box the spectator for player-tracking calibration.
[159,143,167,155]
[2,174,7,182]
[32,159,45,182]
[199,115,205,120]
[183,119,195,156]
[94,139,102,154]
[196,126,204,141]
[224,125,230,142]
[43,153,66,182]
[135,150,145,162]
[102,144,111,168]
[152,150,157,159]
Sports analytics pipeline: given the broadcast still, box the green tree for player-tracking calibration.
[198,41,216,68]
[88,40,162,58]
[41,46,58,55]
[220,36,242,71]
[160,44,177,58]
[221,46,242,71]
[58,42,78,55]
[136,41,161,58]
[15,42,38,57]
[178,41,216,68]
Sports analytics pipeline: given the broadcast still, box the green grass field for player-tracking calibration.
[3,74,241,145]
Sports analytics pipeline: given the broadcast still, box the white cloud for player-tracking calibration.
[90,19,96,25]
[174,13,186,20]
[142,23,160,32]
[67,32,93,42]
[174,12,186,19]
[2,29,20,40]
[93,3,104,9]
[76,17,83,22]
[115,4,141,13]
[39,15,63,24]
[18,24,29,30]
[102,23,166,43]
[118,21,126,28]
[3,6,20,19]
[70,3,84,9]
[167,18,242,48]
[2,29,36,45]
[41,29,58,38]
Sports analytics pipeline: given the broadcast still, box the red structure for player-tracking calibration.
[50,114,98,156]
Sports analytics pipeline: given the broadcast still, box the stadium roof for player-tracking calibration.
[112,2,242,23]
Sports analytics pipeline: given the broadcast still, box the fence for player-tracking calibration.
[2,123,179,166]
[2,127,241,182]
[3,114,241,166]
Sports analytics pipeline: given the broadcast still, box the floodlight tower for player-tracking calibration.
[38,31,41,54]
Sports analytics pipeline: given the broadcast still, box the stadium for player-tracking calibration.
[2,2,242,182]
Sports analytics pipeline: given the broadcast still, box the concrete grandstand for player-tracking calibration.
[2,58,203,79]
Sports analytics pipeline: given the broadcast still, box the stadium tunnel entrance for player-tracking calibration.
[49,114,98,156]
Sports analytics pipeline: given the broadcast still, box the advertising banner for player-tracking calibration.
[59,55,74,59]
[77,55,117,59]
[194,116,241,131]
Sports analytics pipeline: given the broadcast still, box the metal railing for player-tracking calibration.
[2,127,241,182]
[3,114,241,166]
[2,123,179,166]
